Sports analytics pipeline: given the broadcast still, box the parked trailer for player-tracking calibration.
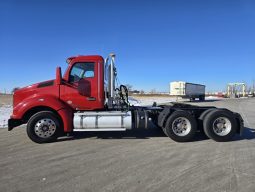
[8,54,243,143]
[170,81,205,101]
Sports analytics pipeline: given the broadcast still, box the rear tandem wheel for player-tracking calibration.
[203,109,237,142]
[164,110,197,142]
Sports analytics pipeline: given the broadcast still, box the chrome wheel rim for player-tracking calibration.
[34,118,56,138]
[172,117,191,136]
[213,117,231,136]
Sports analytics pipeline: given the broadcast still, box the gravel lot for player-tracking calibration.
[0,98,255,192]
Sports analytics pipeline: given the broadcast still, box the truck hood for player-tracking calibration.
[13,80,55,106]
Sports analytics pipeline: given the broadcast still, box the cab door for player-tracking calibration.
[60,61,102,110]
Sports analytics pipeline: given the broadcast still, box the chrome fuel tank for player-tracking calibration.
[73,111,132,130]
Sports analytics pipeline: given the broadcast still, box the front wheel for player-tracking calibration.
[27,111,61,143]
[203,109,237,142]
[165,111,197,142]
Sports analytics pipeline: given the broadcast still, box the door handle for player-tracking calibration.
[87,97,96,101]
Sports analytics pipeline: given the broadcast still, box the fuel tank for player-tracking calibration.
[73,111,132,130]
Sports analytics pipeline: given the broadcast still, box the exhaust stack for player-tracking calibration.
[105,53,117,107]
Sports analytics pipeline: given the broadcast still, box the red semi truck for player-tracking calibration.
[8,54,244,143]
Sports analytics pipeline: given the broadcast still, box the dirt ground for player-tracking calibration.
[0,94,13,106]
[0,98,255,192]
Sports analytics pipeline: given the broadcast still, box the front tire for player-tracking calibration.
[165,111,197,142]
[203,109,237,142]
[27,111,61,143]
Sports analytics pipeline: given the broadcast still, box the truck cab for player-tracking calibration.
[60,55,105,110]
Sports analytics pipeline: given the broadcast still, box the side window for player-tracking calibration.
[69,62,95,83]
[83,63,94,78]
[84,71,94,78]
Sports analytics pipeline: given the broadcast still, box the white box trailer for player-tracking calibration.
[170,81,205,101]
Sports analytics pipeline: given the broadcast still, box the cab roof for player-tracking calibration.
[66,55,104,64]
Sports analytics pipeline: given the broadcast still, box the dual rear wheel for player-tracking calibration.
[164,111,197,142]
[203,109,237,142]
[163,109,237,142]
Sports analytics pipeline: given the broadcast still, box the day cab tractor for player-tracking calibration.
[8,54,244,143]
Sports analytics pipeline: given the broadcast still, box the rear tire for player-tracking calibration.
[165,111,197,142]
[203,109,237,142]
[162,127,168,136]
[199,95,205,101]
[190,98,195,101]
[27,111,61,143]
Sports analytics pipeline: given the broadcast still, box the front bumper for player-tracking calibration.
[8,118,23,131]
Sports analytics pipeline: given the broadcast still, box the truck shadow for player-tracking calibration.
[57,127,255,142]
[192,127,255,142]
[232,127,255,141]
[67,127,166,140]
[184,99,220,103]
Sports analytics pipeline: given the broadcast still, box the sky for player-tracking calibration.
[0,0,255,93]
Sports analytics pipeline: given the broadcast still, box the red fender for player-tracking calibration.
[12,94,73,132]
[57,108,73,132]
